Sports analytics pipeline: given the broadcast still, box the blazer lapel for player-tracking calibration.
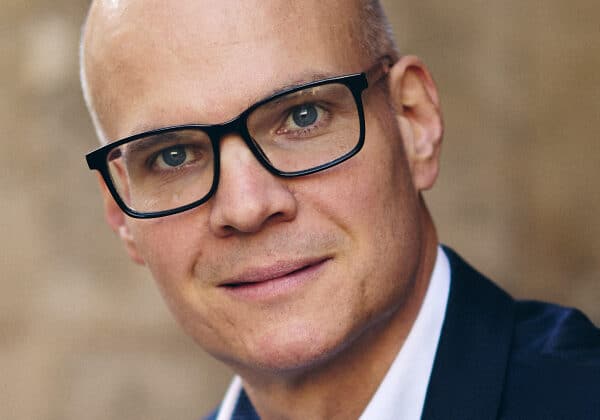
[228,388,260,420]
[421,247,516,420]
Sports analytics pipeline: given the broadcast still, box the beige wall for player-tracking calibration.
[1,1,598,418]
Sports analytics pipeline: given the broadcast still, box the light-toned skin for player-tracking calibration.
[83,0,443,418]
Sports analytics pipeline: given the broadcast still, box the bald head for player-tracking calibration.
[80,0,398,144]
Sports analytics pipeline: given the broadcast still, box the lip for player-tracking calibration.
[220,257,331,301]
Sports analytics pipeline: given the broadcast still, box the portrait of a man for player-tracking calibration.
[4,0,598,419]
[77,1,599,419]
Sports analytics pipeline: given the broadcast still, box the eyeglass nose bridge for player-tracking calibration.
[203,111,277,178]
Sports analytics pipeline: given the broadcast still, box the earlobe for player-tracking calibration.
[388,55,443,191]
[97,175,145,265]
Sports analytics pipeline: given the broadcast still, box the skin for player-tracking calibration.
[83,0,443,418]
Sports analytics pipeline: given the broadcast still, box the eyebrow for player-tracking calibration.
[261,71,334,100]
[129,70,340,135]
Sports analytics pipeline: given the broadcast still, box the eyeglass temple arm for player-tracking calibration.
[365,55,393,87]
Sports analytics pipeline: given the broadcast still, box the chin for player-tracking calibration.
[256,341,337,374]
[227,319,364,378]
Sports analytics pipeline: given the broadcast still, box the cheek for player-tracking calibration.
[127,215,206,297]
[310,115,418,249]
[317,123,422,314]
[128,216,237,349]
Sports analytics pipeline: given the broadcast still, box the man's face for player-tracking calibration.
[86,0,428,374]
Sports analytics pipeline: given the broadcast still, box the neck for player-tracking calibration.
[240,206,439,420]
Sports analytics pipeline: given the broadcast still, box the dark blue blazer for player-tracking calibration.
[207,248,600,419]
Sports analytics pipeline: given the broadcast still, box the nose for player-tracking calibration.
[208,135,298,236]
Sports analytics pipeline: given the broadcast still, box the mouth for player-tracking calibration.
[220,258,331,301]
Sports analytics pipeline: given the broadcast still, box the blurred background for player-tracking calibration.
[1,0,598,418]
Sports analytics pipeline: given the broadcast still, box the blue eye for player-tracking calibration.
[292,104,318,127]
[161,146,187,167]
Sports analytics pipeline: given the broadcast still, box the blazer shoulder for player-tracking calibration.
[500,300,600,418]
[512,299,600,365]
[439,247,600,418]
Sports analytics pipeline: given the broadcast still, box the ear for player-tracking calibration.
[97,174,145,265]
[388,55,443,191]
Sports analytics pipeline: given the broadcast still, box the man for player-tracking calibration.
[80,1,599,419]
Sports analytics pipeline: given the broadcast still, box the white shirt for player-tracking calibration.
[217,246,451,420]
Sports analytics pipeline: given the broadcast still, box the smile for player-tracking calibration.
[220,258,331,301]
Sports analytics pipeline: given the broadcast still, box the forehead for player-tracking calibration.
[85,0,368,139]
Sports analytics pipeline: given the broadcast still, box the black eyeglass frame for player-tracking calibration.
[86,58,391,219]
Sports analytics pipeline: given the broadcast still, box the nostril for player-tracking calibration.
[269,211,285,221]
[221,225,236,235]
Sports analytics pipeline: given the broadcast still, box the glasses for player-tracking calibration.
[86,58,391,219]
